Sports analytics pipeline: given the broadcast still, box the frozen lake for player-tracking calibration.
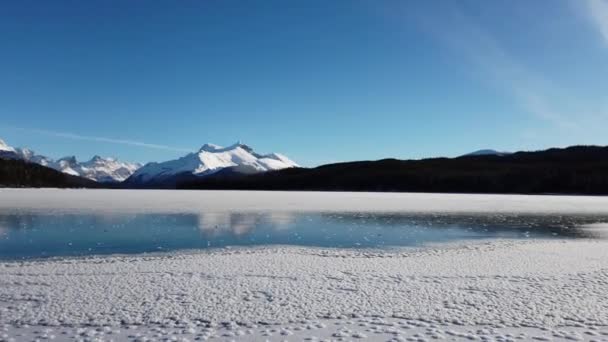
[1,189,608,259]
[2,190,608,341]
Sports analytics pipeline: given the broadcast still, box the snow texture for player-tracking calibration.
[0,240,607,341]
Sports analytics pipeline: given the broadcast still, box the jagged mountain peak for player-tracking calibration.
[199,143,223,152]
[58,156,78,164]
[85,155,118,165]
[199,142,253,153]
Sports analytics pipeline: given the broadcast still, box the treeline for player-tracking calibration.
[0,158,99,188]
[178,146,608,195]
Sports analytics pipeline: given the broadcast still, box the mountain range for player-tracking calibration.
[4,137,608,195]
[0,138,298,185]
[0,138,141,183]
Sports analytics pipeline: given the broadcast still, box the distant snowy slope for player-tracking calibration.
[462,149,511,157]
[0,139,18,159]
[0,138,141,182]
[15,148,55,167]
[53,155,142,182]
[128,142,298,184]
[78,156,142,182]
[0,139,15,153]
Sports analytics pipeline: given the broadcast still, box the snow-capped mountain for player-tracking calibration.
[52,155,142,183]
[0,138,141,182]
[127,142,298,185]
[2,138,295,184]
[0,139,19,159]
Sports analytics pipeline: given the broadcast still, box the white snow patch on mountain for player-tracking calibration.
[0,139,16,153]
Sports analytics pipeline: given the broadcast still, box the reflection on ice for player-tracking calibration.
[196,212,295,236]
[578,223,608,239]
[0,210,607,259]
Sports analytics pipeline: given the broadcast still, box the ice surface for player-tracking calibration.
[2,188,608,214]
[2,210,603,259]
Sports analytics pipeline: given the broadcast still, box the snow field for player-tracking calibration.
[1,239,607,341]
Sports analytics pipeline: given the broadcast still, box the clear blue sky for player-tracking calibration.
[1,0,607,166]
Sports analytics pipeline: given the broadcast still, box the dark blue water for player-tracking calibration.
[0,211,606,260]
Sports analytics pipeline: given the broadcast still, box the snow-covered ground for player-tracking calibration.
[1,190,608,341]
[1,240,608,341]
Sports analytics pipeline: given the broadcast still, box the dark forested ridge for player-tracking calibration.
[0,158,99,188]
[178,145,608,195]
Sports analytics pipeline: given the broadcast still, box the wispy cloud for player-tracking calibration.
[405,3,577,129]
[3,126,192,152]
[585,0,608,46]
